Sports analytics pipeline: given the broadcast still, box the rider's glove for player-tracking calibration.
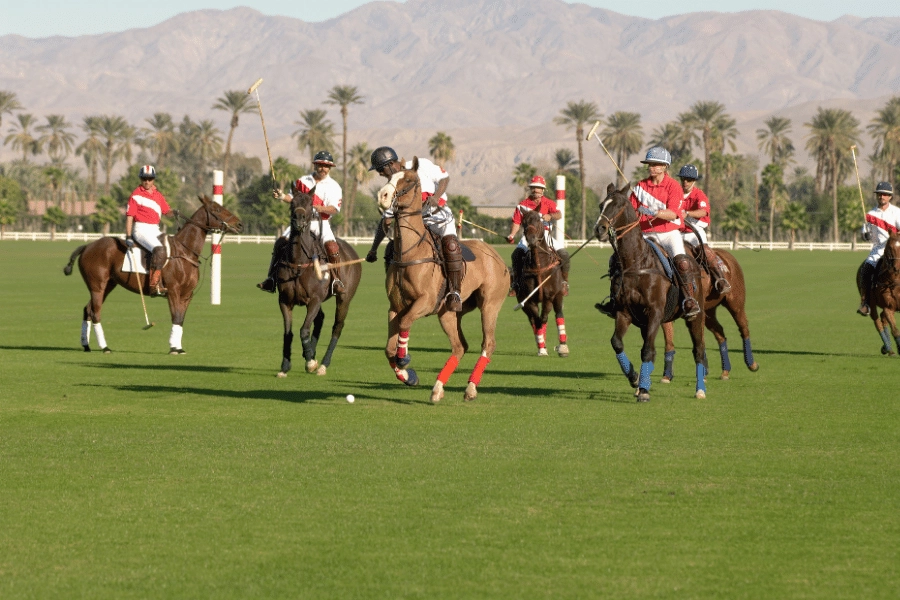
[125,236,134,249]
[862,231,872,242]
[506,235,515,244]
[365,250,378,263]
[638,205,658,217]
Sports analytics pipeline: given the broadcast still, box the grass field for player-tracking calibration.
[1,240,897,598]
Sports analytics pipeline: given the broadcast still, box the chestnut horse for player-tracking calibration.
[516,209,569,357]
[660,246,759,381]
[377,158,509,403]
[63,195,242,354]
[594,182,708,402]
[272,187,361,377]
[866,231,900,356]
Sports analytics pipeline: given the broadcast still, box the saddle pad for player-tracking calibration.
[122,247,147,274]
[644,238,674,279]
[461,242,476,262]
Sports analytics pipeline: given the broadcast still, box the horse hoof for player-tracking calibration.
[82,345,91,352]
[636,389,650,402]
[555,344,569,357]
[397,354,411,368]
[101,347,111,354]
[696,389,707,399]
[720,371,730,380]
[276,372,287,378]
[748,362,759,372]
[404,368,419,386]
[306,360,318,373]
[464,382,477,402]
[169,348,185,355]
[660,376,672,384]
[316,365,327,376]
[537,348,548,357]
[431,381,444,403]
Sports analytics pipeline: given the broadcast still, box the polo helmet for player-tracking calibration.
[369,146,399,172]
[875,181,894,195]
[641,147,672,166]
[528,175,547,189]
[139,165,157,180]
[313,150,335,166]
[678,164,701,180]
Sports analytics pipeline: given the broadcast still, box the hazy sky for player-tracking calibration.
[2,1,897,38]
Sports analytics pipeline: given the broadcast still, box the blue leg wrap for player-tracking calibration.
[696,363,707,393]
[663,350,675,379]
[879,328,892,352]
[639,361,654,391]
[702,350,709,377]
[743,338,755,367]
[719,340,731,372]
[616,351,631,375]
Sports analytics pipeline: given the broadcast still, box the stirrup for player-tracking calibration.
[446,292,463,312]
[257,278,277,293]
[596,297,617,318]
[682,298,700,320]
[151,285,168,298]
[715,279,732,294]
[331,279,345,294]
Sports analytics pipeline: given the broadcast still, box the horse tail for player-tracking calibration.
[63,244,87,276]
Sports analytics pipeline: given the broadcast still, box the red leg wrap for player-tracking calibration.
[397,330,410,359]
[556,317,567,343]
[468,355,491,385]
[437,355,460,384]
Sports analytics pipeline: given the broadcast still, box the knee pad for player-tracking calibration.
[674,254,692,273]
[442,235,460,255]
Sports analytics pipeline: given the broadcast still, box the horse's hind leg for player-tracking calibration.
[300,302,324,373]
[462,292,504,402]
[660,321,675,383]
[84,281,115,353]
[873,311,896,356]
[432,312,467,403]
[685,317,707,399]
[722,298,758,371]
[317,296,352,376]
[278,303,294,377]
[704,308,733,379]
[553,297,569,358]
[886,310,900,355]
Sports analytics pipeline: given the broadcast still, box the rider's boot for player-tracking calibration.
[705,247,732,294]
[324,240,345,294]
[366,219,387,263]
[509,246,526,297]
[557,249,571,296]
[856,261,875,316]
[443,234,464,312]
[596,255,620,318]
[674,253,701,321]
[149,247,167,297]
[257,236,288,293]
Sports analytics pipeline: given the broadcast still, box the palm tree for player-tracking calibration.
[97,115,130,194]
[780,202,808,250]
[0,90,24,133]
[324,86,364,187]
[42,205,67,240]
[344,142,373,234]
[554,148,578,175]
[4,113,42,162]
[554,100,601,238]
[293,109,336,163]
[867,97,900,184]
[511,162,537,190]
[601,111,643,185]
[757,116,794,168]
[76,116,104,206]
[760,162,786,244]
[720,201,754,244]
[141,113,178,167]
[681,101,738,187]
[648,120,695,164]
[428,132,456,168]
[213,90,256,194]
[37,115,76,165]
[805,107,862,242]
[192,119,224,191]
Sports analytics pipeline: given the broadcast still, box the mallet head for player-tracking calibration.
[247,78,263,94]
[587,120,601,141]
[313,257,325,281]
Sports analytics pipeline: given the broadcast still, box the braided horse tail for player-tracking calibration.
[63,244,87,276]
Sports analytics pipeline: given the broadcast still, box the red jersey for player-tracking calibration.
[512,196,558,230]
[126,186,170,225]
[630,174,683,233]
[679,187,710,232]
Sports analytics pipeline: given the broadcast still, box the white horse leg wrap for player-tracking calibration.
[81,320,92,347]
[169,324,184,349]
[93,323,108,348]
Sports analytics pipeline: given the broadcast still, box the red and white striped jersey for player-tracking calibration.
[126,186,170,225]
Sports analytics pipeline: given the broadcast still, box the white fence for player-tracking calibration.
[0,231,870,252]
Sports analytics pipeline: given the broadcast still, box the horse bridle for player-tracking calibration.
[386,174,438,265]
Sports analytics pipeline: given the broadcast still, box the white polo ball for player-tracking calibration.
[346,394,355,403]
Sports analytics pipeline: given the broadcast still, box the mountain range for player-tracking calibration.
[2,0,900,205]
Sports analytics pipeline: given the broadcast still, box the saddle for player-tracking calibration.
[122,235,171,274]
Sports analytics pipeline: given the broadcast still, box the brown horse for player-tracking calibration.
[866,231,900,356]
[594,182,708,402]
[272,187,361,377]
[377,157,510,403]
[660,246,759,381]
[63,195,242,354]
[516,209,569,357]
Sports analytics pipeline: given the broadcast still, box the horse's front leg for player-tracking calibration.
[661,321,676,383]
[870,310,895,356]
[552,295,568,358]
[611,312,638,391]
[635,317,663,403]
[386,308,419,386]
[431,311,467,403]
[167,293,190,355]
[299,301,323,373]
[524,302,547,357]
[684,314,708,399]
[886,309,900,355]
[277,301,294,377]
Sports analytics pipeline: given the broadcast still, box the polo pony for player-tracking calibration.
[377,158,509,403]
[865,231,900,355]
[63,195,242,354]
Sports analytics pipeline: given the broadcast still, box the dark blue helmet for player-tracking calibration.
[369,146,399,171]
[678,164,701,180]
[313,151,335,166]
[875,181,894,195]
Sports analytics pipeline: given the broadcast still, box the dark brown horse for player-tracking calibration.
[866,231,900,355]
[272,187,361,377]
[594,182,708,402]
[63,195,242,354]
[516,209,569,357]
[377,158,510,403]
[660,246,759,381]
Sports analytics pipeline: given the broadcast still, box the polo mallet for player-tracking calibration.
[513,274,553,311]
[461,218,503,238]
[248,78,276,187]
[313,256,367,280]
[130,248,154,330]
[850,145,868,220]
[587,120,629,184]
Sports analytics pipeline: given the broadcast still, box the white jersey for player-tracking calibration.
[281,173,343,242]
[863,203,900,265]
[405,158,448,203]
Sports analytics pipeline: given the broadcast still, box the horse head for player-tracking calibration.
[594,181,635,244]
[885,231,900,271]
[193,195,243,234]
[378,157,421,214]
[521,209,546,249]
[290,185,317,233]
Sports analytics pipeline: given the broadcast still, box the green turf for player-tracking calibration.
[1,241,897,598]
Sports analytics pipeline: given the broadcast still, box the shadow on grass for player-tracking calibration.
[74,361,256,375]
[0,345,81,352]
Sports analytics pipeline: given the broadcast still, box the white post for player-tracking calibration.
[555,175,566,248]
[211,170,223,305]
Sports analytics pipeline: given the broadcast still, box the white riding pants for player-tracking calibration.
[133,222,163,251]
[643,229,686,258]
